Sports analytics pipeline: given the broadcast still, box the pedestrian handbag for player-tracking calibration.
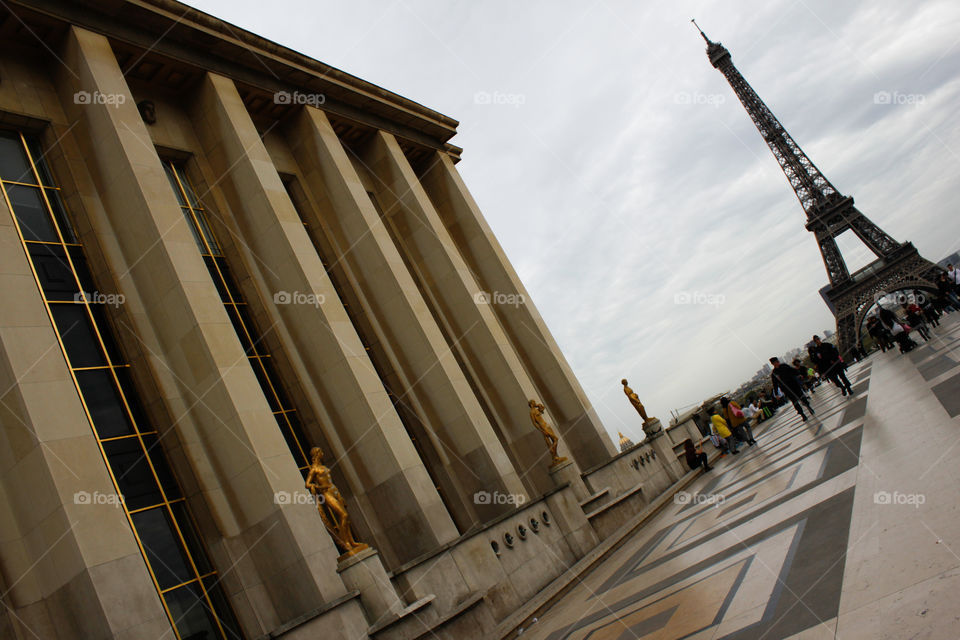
[709,434,721,448]
[891,323,904,335]
[732,406,744,419]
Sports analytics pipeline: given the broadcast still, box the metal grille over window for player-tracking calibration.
[0,131,243,640]
[163,162,311,473]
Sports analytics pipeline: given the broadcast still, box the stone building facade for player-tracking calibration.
[0,1,652,638]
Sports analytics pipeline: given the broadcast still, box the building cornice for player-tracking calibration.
[10,0,461,150]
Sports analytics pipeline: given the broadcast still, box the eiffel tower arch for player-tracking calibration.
[830,243,943,352]
[693,22,945,356]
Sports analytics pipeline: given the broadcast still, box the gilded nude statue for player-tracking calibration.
[528,399,567,466]
[622,379,656,423]
[305,447,368,558]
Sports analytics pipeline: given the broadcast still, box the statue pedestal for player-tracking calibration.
[337,547,403,623]
[642,417,663,439]
[548,459,589,502]
[643,422,683,482]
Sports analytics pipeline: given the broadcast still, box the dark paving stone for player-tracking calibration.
[558,488,857,640]
[909,345,936,363]
[932,372,960,418]
[839,396,867,427]
[717,492,757,519]
[918,355,960,381]
[721,489,856,640]
[820,427,863,479]
[599,427,863,595]
[617,604,677,637]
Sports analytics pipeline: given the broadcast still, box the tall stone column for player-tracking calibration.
[419,153,616,468]
[358,131,566,495]
[190,72,462,564]
[287,107,529,519]
[58,26,354,635]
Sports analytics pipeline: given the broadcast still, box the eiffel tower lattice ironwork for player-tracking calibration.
[693,21,944,356]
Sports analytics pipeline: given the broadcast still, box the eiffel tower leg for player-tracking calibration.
[816,232,850,284]
[846,207,901,257]
[836,313,858,361]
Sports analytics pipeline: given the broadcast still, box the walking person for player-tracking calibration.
[903,303,931,341]
[793,357,809,389]
[683,439,712,472]
[770,357,815,421]
[812,335,854,396]
[937,273,960,312]
[710,409,739,454]
[866,316,892,352]
[878,306,916,353]
[922,299,941,328]
[720,397,757,446]
[948,264,960,291]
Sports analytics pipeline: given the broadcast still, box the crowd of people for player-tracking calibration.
[866,268,960,354]
[682,265,960,474]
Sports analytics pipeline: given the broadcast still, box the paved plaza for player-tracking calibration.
[519,314,960,640]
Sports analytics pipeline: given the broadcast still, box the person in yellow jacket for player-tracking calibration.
[710,410,739,455]
[720,397,757,446]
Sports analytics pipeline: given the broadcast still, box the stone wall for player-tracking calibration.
[583,441,676,499]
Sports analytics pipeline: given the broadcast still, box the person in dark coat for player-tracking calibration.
[878,306,916,352]
[922,298,941,327]
[683,439,712,472]
[903,303,931,341]
[936,274,959,312]
[770,357,814,421]
[812,335,854,396]
[866,316,892,352]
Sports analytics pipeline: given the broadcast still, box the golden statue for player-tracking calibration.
[305,447,368,558]
[529,399,567,466]
[622,379,656,423]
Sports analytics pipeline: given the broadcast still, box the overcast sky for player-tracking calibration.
[187,0,960,444]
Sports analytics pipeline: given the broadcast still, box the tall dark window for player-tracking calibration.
[163,162,311,473]
[0,130,242,640]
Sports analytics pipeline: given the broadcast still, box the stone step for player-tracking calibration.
[578,487,611,511]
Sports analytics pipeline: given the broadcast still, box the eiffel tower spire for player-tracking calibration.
[696,24,944,355]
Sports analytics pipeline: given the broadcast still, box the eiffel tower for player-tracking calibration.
[693,21,944,357]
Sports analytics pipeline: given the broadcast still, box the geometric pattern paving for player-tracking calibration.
[525,314,960,640]
[528,360,873,640]
[523,313,960,640]
[911,318,960,416]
